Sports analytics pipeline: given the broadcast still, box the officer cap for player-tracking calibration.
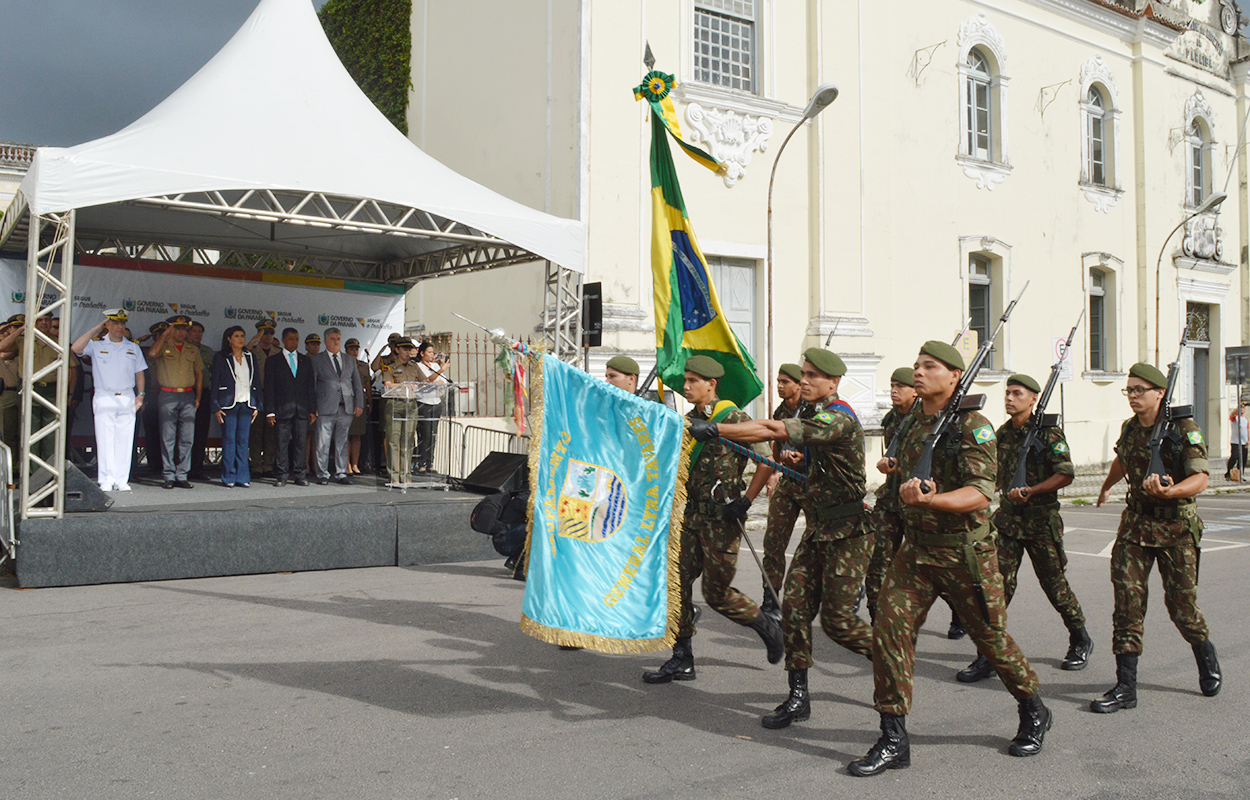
[6,314,24,325]
[344,338,360,348]
[606,355,640,376]
[684,355,724,379]
[1128,362,1167,389]
[304,333,321,344]
[387,332,402,343]
[919,340,965,371]
[1007,373,1041,394]
[166,314,191,327]
[889,367,915,387]
[803,348,847,378]
[255,319,276,331]
[149,321,169,334]
[104,308,128,322]
[778,363,802,382]
[393,337,416,348]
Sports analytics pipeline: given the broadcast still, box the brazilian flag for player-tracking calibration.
[633,71,763,408]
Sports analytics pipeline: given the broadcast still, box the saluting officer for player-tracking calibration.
[759,362,812,620]
[702,349,873,730]
[957,373,1091,684]
[148,314,202,488]
[0,313,81,463]
[0,315,24,446]
[849,341,1050,777]
[642,355,783,684]
[1091,363,1221,712]
[72,309,146,491]
[379,337,423,485]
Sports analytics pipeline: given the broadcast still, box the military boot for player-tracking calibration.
[956,653,994,683]
[1007,694,1052,757]
[762,669,810,729]
[642,637,695,684]
[759,583,782,625]
[748,611,785,664]
[1193,640,1222,697]
[1060,626,1094,671]
[848,713,910,777]
[947,609,966,640]
[1090,654,1137,713]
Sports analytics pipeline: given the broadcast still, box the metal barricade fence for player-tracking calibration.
[431,418,529,480]
[0,441,16,565]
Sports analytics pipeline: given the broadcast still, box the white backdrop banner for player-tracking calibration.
[0,255,405,355]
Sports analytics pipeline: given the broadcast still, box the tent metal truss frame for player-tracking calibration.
[542,260,583,363]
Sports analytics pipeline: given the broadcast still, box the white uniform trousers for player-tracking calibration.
[93,390,137,490]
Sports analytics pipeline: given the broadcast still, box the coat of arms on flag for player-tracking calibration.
[558,461,627,543]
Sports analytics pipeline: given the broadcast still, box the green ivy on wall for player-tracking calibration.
[319,0,413,135]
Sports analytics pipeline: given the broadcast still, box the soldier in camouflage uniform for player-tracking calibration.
[849,341,1050,777]
[869,367,966,639]
[703,348,873,729]
[1091,362,1221,712]
[760,362,813,619]
[957,373,1091,683]
[643,355,783,684]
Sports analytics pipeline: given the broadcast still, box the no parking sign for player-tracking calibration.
[1052,336,1074,382]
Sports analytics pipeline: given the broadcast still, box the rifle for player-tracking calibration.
[912,281,1029,489]
[1008,310,1083,492]
[884,317,972,467]
[1147,338,1195,487]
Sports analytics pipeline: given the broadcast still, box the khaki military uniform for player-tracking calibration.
[873,407,1040,715]
[0,355,20,446]
[153,341,201,482]
[1110,416,1210,656]
[15,334,80,462]
[381,360,424,482]
[762,399,812,592]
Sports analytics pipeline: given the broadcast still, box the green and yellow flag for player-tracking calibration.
[633,71,763,408]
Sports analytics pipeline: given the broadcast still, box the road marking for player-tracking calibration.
[1067,537,1250,558]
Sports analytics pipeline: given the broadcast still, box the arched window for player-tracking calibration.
[1188,119,1212,208]
[966,50,993,161]
[956,13,1010,184]
[1086,87,1107,186]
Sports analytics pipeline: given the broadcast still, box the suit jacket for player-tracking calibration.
[310,349,364,416]
[209,349,262,414]
[264,348,315,419]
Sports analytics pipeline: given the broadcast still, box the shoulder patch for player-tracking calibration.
[1053,441,1069,455]
[972,425,995,444]
[815,411,834,424]
[1187,430,1204,445]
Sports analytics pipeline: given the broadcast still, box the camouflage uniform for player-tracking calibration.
[994,420,1084,630]
[678,404,760,638]
[874,407,1040,715]
[780,393,873,668]
[1110,416,1210,656]
[866,405,910,614]
[762,398,813,592]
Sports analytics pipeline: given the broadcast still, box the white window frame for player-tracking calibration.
[692,0,760,96]
[956,14,1011,189]
[959,236,1013,377]
[1184,91,1216,211]
[1081,253,1124,380]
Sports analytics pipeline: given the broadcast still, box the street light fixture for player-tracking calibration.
[766,83,839,412]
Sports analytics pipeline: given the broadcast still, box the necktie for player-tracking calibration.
[288,351,296,376]
[333,353,341,375]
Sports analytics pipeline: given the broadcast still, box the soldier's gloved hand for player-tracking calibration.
[723,496,751,522]
[688,419,719,442]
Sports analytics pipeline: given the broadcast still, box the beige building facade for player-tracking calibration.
[404,0,1250,467]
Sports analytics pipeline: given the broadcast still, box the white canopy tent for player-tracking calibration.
[0,0,586,521]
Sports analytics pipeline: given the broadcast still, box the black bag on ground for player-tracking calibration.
[470,489,529,536]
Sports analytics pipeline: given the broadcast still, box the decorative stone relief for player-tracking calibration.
[958,12,1007,68]
[1182,212,1222,261]
[1082,186,1121,213]
[684,103,775,188]
[958,158,1011,190]
[1079,55,1117,102]
[1185,89,1214,128]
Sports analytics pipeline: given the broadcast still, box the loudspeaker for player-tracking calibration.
[65,461,113,513]
[462,451,528,494]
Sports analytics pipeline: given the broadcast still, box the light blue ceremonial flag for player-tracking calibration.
[520,354,688,653]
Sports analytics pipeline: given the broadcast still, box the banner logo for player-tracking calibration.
[123,299,136,311]
[318,314,330,326]
[557,460,627,543]
[224,307,236,318]
[11,292,21,303]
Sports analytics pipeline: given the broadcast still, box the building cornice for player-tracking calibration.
[1009,0,1180,48]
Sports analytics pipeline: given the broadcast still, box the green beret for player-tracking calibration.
[920,340,965,371]
[606,355,640,376]
[889,367,914,387]
[1128,362,1167,389]
[778,363,802,382]
[803,348,846,378]
[684,355,724,379]
[1007,373,1041,394]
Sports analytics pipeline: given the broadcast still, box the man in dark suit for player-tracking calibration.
[310,327,364,485]
[265,327,316,487]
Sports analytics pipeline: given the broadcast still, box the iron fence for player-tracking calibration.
[423,332,535,418]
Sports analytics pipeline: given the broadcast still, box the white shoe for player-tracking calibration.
[115,483,132,492]
[99,483,111,492]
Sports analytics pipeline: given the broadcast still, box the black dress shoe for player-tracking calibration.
[848,713,910,777]
[762,669,810,729]
[294,478,309,486]
[162,480,175,489]
[642,637,695,684]
[174,479,194,489]
[316,477,330,485]
[1008,694,1052,757]
[275,479,287,487]
[957,653,994,683]
[335,476,351,485]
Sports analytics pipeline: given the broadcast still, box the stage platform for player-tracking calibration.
[15,473,499,589]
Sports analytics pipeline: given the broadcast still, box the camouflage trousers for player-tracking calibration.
[995,513,1085,631]
[1110,537,1209,656]
[762,476,805,592]
[873,538,1040,715]
[865,503,904,614]
[782,527,874,670]
[677,512,762,638]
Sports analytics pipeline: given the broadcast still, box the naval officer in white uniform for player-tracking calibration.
[73,309,147,491]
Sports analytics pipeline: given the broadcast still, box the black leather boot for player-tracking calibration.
[956,653,994,683]
[1061,626,1094,671]
[1193,640,1222,697]
[948,609,966,640]
[759,583,782,624]
[642,637,695,684]
[762,669,810,729]
[848,713,910,776]
[748,610,785,664]
[1008,694,1052,757]
[1090,654,1137,713]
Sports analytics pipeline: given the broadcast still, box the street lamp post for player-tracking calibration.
[766,83,839,412]
[1153,190,1226,365]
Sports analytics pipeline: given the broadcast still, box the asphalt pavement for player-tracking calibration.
[3,494,1249,800]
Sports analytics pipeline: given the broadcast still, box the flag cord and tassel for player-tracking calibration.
[715,437,806,482]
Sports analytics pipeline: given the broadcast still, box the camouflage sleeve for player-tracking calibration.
[1044,427,1076,477]
[783,408,854,448]
[959,413,998,501]
[1176,418,1210,477]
